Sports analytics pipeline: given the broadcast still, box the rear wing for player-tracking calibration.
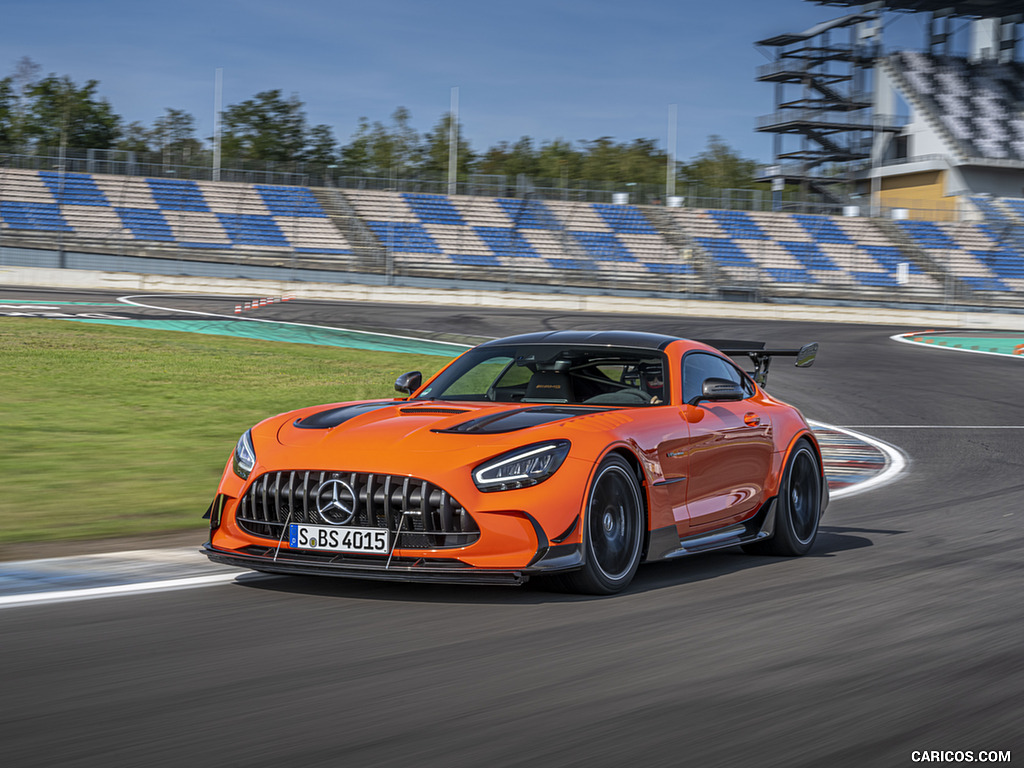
[697,339,818,387]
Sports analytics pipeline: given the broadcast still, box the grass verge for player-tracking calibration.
[0,319,446,543]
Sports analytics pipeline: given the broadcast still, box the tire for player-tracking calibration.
[746,439,822,556]
[563,454,644,594]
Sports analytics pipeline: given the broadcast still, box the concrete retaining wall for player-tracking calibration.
[4,264,1024,330]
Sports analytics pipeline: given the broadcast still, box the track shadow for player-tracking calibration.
[231,526,885,605]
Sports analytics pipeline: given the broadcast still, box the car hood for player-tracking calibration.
[253,400,642,476]
[275,401,613,447]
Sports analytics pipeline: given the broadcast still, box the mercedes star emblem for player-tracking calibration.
[315,479,356,525]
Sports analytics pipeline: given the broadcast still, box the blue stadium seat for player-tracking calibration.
[115,208,175,241]
[366,221,442,253]
[147,178,209,212]
[256,185,327,217]
[593,203,658,234]
[999,198,1024,221]
[969,250,1024,281]
[896,220,957,249]
[572,231,635,261]
[546,257,594,271]
[38,171,109,206]
[793,214,854,244]
[780,241,839,271]
[216,214,289,247]
[708,210,769,240]
[0,201,73,232]
[474,227,538,258]
[694,237,758,269]
[403,193,466,226]
[497,198,559,229]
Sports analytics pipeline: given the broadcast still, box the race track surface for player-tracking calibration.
[2,287,1022,767]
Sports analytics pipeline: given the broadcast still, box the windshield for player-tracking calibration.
[416,344,668,407]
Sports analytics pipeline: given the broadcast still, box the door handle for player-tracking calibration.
[744,412,761,427]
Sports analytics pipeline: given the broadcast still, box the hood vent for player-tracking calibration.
[399,406,470,415]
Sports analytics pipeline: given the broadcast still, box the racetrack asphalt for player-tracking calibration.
[1,286,1022,767]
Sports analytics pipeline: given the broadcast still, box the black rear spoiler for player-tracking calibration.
[697,339,818,387]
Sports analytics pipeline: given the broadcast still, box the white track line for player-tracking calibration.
[0,573,242,609]
[891,331,1024,360]
[809,420,908,500]
[116,294,471,350]
[5,300,907,607]
[5,420,901,610]
[840,425,1024,429]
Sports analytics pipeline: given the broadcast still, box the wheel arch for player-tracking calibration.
[596,445,652,561]
[779,429,829,516]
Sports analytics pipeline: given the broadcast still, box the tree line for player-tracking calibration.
[0,57,762,191]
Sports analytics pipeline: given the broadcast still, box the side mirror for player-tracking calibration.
[394,371,422,395]
[690,377,745,406]
[795,342,818,368]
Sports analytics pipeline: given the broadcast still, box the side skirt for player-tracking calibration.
[647,498,777,561]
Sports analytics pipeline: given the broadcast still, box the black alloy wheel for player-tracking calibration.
[747,439,822,556]
[565,454,644,594]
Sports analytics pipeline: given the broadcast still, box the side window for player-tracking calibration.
[682,353,750,404]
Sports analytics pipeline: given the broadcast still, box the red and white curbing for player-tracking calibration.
[233,296,289,314]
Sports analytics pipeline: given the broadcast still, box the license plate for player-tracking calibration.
[289,524,389,554]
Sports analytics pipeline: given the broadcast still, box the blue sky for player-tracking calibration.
[1,0,942,163]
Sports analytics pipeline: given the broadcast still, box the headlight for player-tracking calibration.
[232,429,256,480]
[473,440,571,492]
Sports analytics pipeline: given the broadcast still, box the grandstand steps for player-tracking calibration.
[643,206,713,290]
[980,199,1024,256]
[877,56,965,163]
[871,217,974,297]
[311,189,385,272]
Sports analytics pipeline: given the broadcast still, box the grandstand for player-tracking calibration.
[2,0,1024,309]
[5,163,1024,305]
[760,1,1024,223]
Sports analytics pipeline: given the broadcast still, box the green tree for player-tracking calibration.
[681,135,760,191]
[341,108,425,178]
[365,119,396,176]
[0,77,13,147]
[24,74,120,150]
[618,138,667,186]
[220,89,308,162]
[339,116,373,175]
[152,108,202,165]
[578,136,620,183]
[116,120,151,153]
[389,107,423,176]
[535,139,582,183]
[306,124,337,166]
[5,56,41,151]
[421,111,474,179]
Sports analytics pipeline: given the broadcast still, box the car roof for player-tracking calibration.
[476,330,682,351]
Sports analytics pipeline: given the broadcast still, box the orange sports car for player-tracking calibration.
[203,331,826,594]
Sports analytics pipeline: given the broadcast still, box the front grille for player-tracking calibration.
[235,471,480,549]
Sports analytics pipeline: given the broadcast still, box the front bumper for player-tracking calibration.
[202,540,583,586]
